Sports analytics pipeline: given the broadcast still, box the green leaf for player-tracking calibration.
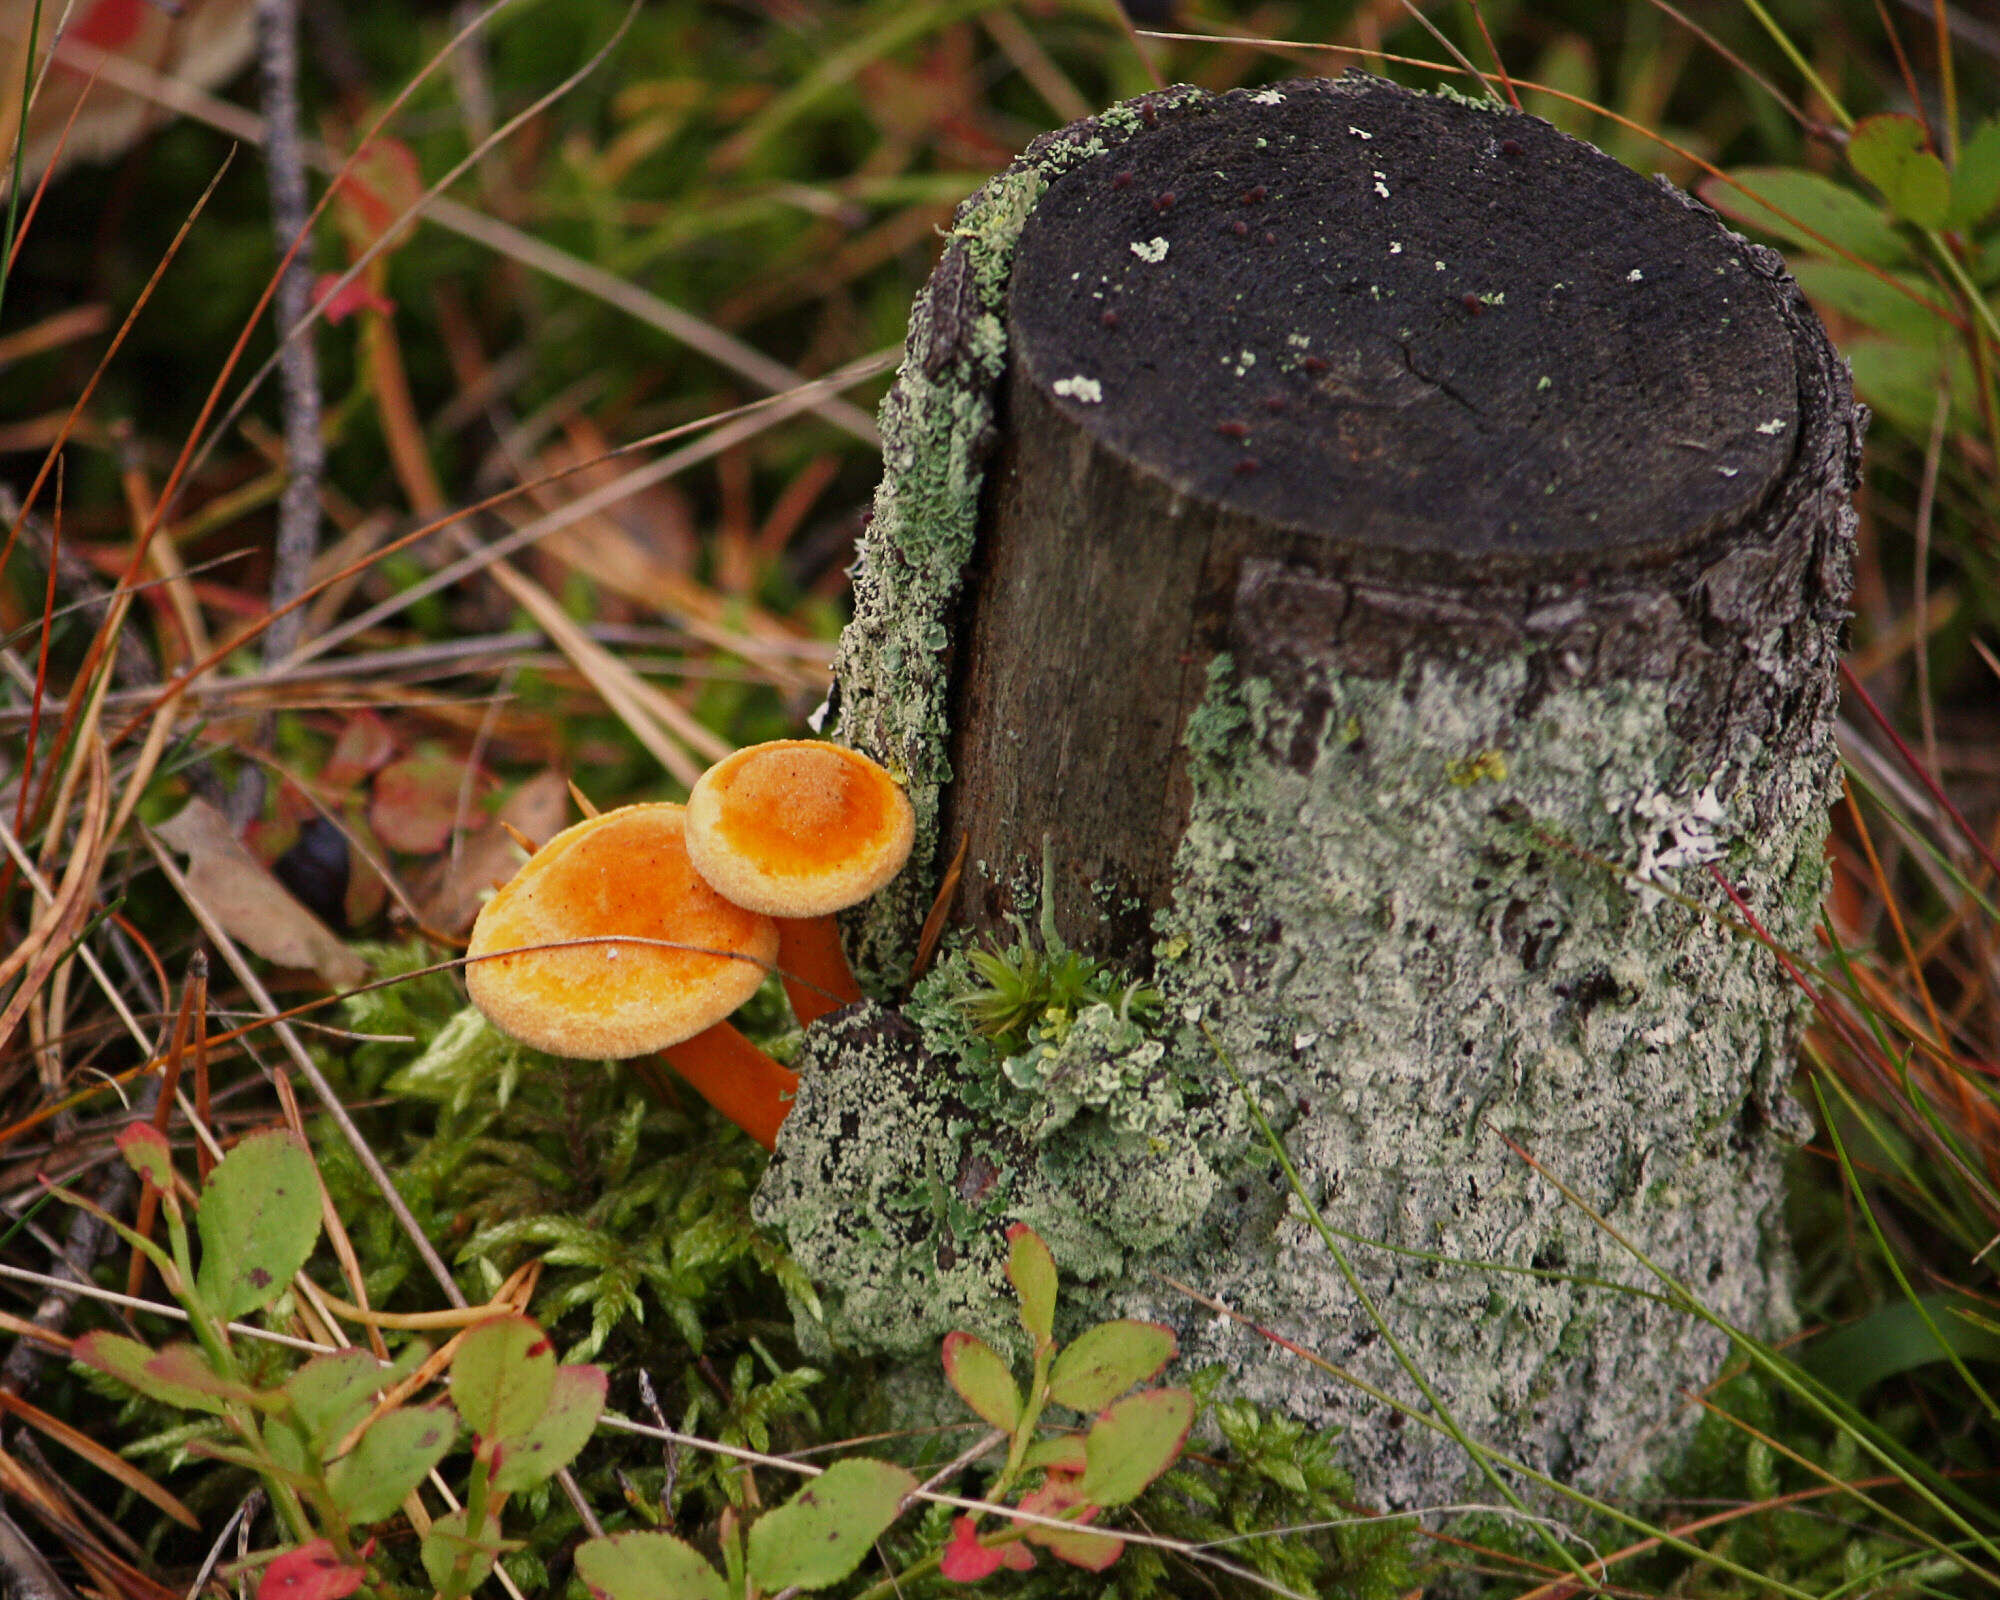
[1699,168,1909,265]
[1048,1321,1176,1413]
[1842,336,1977,435]
[574,1531,728,1600]
[745,1459,916,1592]
[942,1332,1021,1431]
[194,1129,323,1320]
[1788,259,1952,347]
[490,1364,606,1492]
[1075,1389,1195,1508]
[283,1350,393,1452]
[450,1315,555,1442]
[71,1332,222,1413]
[326,1404,457,1523]
[1022,1434,1087,1474]
[1848,114,1950,226]
[1948,116,2000,227]
[419,1508,508,1594]
[115,1123,175,1191]
[1006,1225,1057,1345]
[1799,1295,2000,1397]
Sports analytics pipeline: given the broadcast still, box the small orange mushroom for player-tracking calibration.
[684,741,915,1027]
[465,803,798,1149]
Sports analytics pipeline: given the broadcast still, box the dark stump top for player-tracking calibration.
[1006,76,1799,571]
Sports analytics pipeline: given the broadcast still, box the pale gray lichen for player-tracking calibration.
[1092,649,1830,1506]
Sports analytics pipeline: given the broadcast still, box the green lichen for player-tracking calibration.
[828,87,1202,989]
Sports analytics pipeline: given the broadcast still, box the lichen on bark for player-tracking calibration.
[827,88,1201,988]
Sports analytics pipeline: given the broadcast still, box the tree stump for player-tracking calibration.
[759,75,1860,1505]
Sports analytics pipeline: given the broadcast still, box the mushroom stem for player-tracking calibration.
[777,916,863,1026]
[660,1022,799,1151]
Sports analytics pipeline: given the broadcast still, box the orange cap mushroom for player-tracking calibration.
[684,741,915,1026]
[465,802,798,1149]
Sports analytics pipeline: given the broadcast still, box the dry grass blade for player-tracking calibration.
[138,820,467,1307]
[125,955,206,1299]
[0,742,109,1070]
[0,1391,198,1529]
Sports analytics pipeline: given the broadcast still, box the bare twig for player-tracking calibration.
[254,0,325,669]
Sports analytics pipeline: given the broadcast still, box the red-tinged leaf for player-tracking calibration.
[1015,1479,1123,1570]
[322,713,397,790]
[1006,1224,1057,1344]
[1076,1389,1194,1507]
[332,138,425,255]
[939,1517,1008,1583]
[312,272,396,326]
[72,1332,221,1413]
[145,1343,264,1408]
[115,1123,174,1189]
[257,1540,365,1600]
[489,1363,607,1492]
[370,747,470,855]
[1048,1320,1176,1413]
[942,1331,1021,1431]
[450,1315,555,1442]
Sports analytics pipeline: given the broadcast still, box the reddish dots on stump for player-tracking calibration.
[1234,457,1261,476]
[1215,419,1249,440]
[1111,169,1133,190]
[1141,101,1158,127]
[1227,219,1249,237]
[1302,355,1327,373]
[1500,138,1524,161]
[1462,293,1484,314]
[1239,184,1267,205]
[1154,190,1177,212]
[1100,309,1120,329]
[1262,231,1277,245]
[1262,395,1288,414]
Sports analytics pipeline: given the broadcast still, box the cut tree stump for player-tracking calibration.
[759,75,1860,1506]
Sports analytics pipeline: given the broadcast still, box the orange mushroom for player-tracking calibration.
[465,803,798,1149]
[684,741,915,1027]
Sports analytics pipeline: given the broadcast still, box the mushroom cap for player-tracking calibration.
[466,802,778,1058]
[685,741,915,919]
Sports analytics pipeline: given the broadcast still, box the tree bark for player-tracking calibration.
[762,76,1859,1506]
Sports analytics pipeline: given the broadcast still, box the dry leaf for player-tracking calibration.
[416,772,570,935]
[370,747,470,855]
[156,801,368,989]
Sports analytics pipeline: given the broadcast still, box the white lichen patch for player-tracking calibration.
[1627,267,1645,281]
[1052,375,1103,403]
[1389,241,1403,254]
[1348,125,1372,138]
[1130,236,1170,263]
[1251,88,1285,104]
[1757,418,1788,434]
[1629,772,1731,910]
[1372,170,1390,198]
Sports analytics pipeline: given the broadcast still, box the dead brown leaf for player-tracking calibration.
[416,770,569,935]
[155,800,368,988]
